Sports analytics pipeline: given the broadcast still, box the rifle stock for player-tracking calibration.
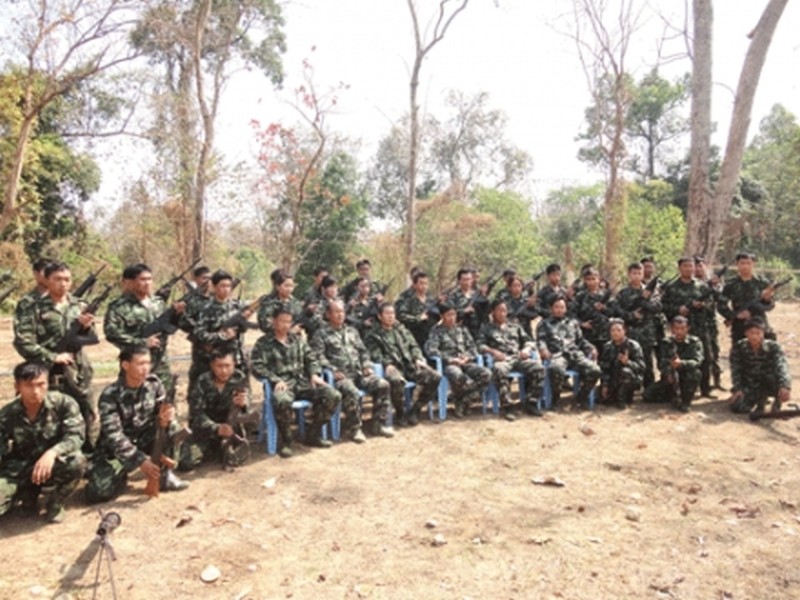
[155,257,203,301]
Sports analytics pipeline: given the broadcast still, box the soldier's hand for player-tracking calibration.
[274,381,288,393]
[363,366,374,377]
[415,359,428,370]
[310,374,326,387]
[601,385,609,400]
[633,309,644,320]
[146,334,162,349]
[420,313,429,321]
[158,403,175,427]
[140,458,160,480]
[173,300,186,315]
[736,309,751,321]
[594,302,605,311]
[77,312,94,328]
[31,449,56,485]
[519,350,530,360]
[581,320,593,330]
[590,348,598,361]
[233,390,248,407]
[540,348,551,361]
[464,305,475,314]
[679,306,690,316]
[730,390,743,402]
[217,423,234,438]
[778,388,791,402]
[53,352,74,365]
[762,287,776,301]
[334,370,346,381]
[619,352,629,365]
[671,356,682,369]
[242,308,254,319]
[221,327,237,340]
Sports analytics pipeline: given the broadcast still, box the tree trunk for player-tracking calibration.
[705,0,788,263]
[684,0,713,257]
[0,115,36,233]
[406,55,422,275]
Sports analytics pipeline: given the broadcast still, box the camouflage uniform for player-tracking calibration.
[660,278,715,396]
[103,293,176,393]
[364,323,441,422]
[536,315,600,406]
[85,374,178,503]
[477,320,544,407]
[394,287,435,349]
[311,322,390,435]
[535,285,569,319]
[191,297,249,386]
[424,322,490,414]
[717,276,775,343]
[177,289,211,392]
[599,337,645,407]
[500,291,539,339]
[341,278,383,304]
[698,276,723,388]
[573,289,613,353]
[256,291,304,333]
[13,294,95,426]
[614,285,662,388]
[729,338,791,413]
[0,392,86,517]
[179,369,252,470]
[647,334,703,409]
[345,297,378,338]
[447,288,485,339]
[250,331,340,446]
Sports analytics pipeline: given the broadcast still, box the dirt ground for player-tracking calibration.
[1,305,799,600]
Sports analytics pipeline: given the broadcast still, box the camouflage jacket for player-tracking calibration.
[394,288,434,347]
[345,297,377,335]
[95,374,175,471]
[250,331,321,389]
[535,284,569,319]
[193,297,246,365]
[657,335,703,377]
[424,322,477,361]
[0,391,85,465]
[12,294,93,365]
[189,369,251,437]
[535,316,595,360]
[311,323,371,379]
[477,321,536,357]
[730,338,791,392]
[447,288,486,335]
[177,289,211,336]
[660,278,714,336]
[103,293,170,367]
[341,277,383,303]
[364,323,423,378]
[716,275,775,322]
[614,285,662,339]
[256,291,303,333]
[574,289,614,344]
[599,338,645,386]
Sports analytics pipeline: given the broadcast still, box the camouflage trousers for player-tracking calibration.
[730,377,782,413]
[629,327,657,388]
[384,364,441,417]
[644,366,700,407]
[547,354,601,404]
[602,366,642,406]
[271,383,341,431]
[0,453,86,516]
[490,357,544,405]
[443,362,491,406]
[334,374,390,433]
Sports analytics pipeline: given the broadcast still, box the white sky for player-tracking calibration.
[92,0,800,217]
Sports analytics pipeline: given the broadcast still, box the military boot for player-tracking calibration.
[306,422,333,448]
[17,485,41,516]
[278,422,294,458]
[712,367,725,391]
[406,402,423,426]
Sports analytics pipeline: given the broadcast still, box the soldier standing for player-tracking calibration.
[86,346,188,503]
[717,252,777,344]
[536,264,569,319]
[574,267,613,354]
[0,362,86,523]
[694,257,724,390]
[729,318,791,415]
[250,307,341,457]
[311,300,394,441]
[256,269,304,334]
[395,270,436,348]
[599,319,646,409]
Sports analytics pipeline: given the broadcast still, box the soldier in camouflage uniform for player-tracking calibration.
[177,266,212,392]
[341,258,385,304]
[302,275,339,338]
[256,269,304,334]
[497,275,539,339]
[646,316,703,412]
[694,257,724,390]
[660,257,716,398]
[311,301,394,441]
[13,262,96,438]
[364,303,441,426]
[447,268,484,339]
[573,268,613,354]
[346,277,379,337]
[599,319,646,409]
[0,362,86,523]
[179,350,254,470]
[12,258,52,334]
[250,307,341,457]
[103,264,181,395]
[395,270,436,349]
[302,266,329,307]
[717,252,777,344]
[614,262,662,388]
[478,299,544,419]
[536,264,570,319]
[424,303,491,418]
[536,296,600,408]
[86,346,188,503]
[729,318,791,415]
[190,270,253,387]
[641,256,667,362]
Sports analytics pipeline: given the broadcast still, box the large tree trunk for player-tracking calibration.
[406,56,422,274]
[704,0,788,263]
[684,0,713,258]
[0,115,36,233]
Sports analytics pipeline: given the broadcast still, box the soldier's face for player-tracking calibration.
[273,313,293,335]
[328,303,345,327]
[548,271,561,286]
[358,280,371,297]
[584,274,599,291]
[679,261,694,279]
[324,285,338,299]
[15,373,48,406]
[277,279,295,298]
[745,326,764,348]
[442,310,457,327]
[672,322,689,341]
[357,264,371,278]
[643,262,655,278]
[378,306,396,328]
[134,272,153,297]
[510,279,522,296]
[628,268,643,286]
[211,355,235,382]
[413,277,428,294]
[610,323,625,342]
[195,273,211,289]
[215,279,232,300]
[458,273,473,291]
[551,299,567,318]
[122,353,151,387]
[493,303,508,325]
[737,257,754,277]
[47,269,71,299]
[694,262,707,279]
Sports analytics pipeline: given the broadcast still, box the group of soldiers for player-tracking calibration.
[0,252,794,525]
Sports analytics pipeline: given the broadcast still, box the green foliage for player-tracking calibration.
[541,183,604,252]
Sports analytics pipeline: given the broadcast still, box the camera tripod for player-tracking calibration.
[91,511,121,600]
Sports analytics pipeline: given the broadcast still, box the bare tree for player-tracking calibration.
[405,0,470,272]
[0,0,138,234]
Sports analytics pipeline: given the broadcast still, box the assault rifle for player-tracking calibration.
[522,270,547,296]
[668,341,681,405]
[142,282,209,338]
[768,276,793,293]
[73,264,108,299]
[55,285,113,354]
[154,257,203,302]
[628,274,661,315]
[221,390,260,469]
[145,379,191,498]
[219,296,263,333]
[749,403,800,421]
[0,285,17,305]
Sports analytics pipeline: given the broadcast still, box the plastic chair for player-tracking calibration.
[372,363,421,423]
[541,361,597,410]
[483,353,540,414]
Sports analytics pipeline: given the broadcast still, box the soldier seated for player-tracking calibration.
[729,318,791,415]
[0,362,86,523]
[599,319,646,409]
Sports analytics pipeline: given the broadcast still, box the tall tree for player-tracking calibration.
[405,0,470,272]
[0,0,137,236]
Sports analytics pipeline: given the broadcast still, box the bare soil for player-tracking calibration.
[1,306,799,600]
